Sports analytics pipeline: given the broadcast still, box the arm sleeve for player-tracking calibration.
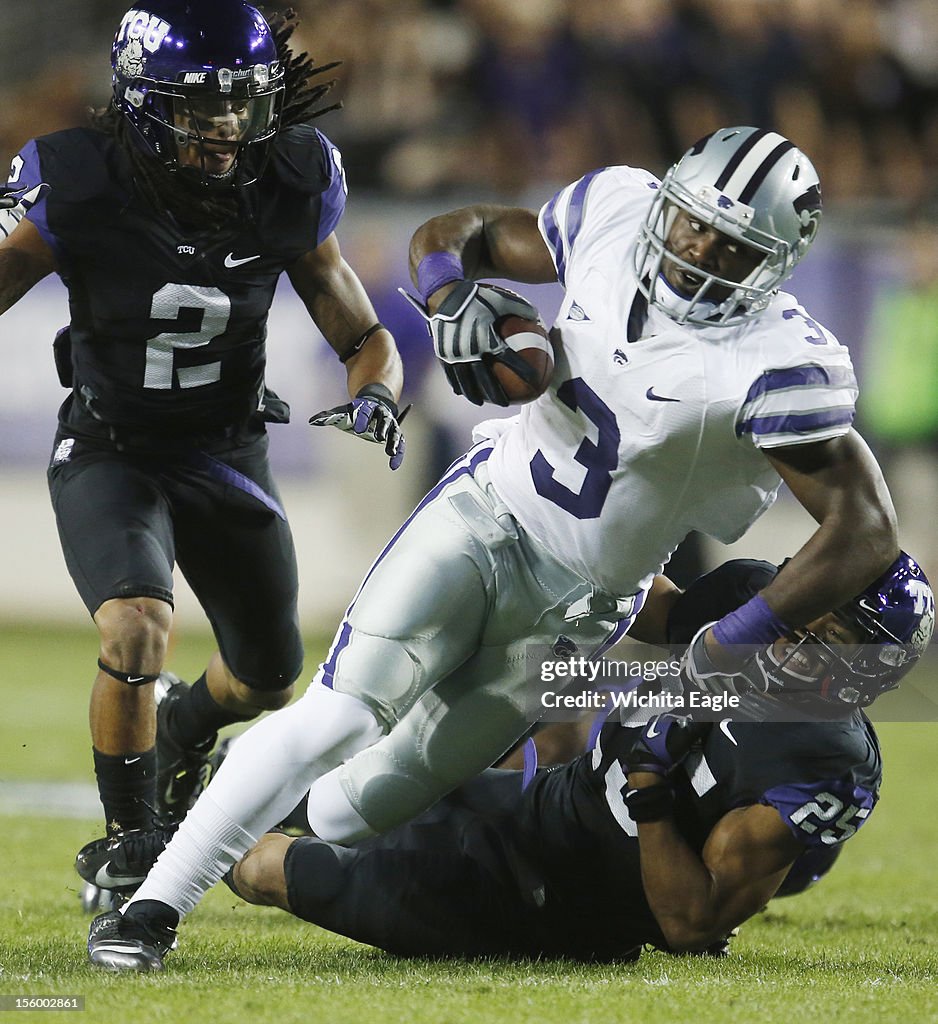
[313,129,348,246]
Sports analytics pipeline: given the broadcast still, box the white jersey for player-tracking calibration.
[484,166,858,597]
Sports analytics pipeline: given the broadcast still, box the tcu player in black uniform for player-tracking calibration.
[0,0,406,899]
[87,552,933,966]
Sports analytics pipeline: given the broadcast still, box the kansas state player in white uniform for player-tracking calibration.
[487,163,856,595]
[88,127,900,971]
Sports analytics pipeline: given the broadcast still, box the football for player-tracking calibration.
[490,315,554,403]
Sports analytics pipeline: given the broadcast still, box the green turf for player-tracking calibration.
[1,623,326,780]
[1,627,937,1022]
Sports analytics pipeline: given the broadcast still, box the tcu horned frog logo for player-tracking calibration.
[908,579,936,653]
[116,37,146,78]
[115,9,172,75]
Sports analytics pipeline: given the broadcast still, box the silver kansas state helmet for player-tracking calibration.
[634,126,823,327]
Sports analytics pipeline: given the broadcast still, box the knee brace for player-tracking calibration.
[306,771,376,845]
[313,678,534,839]
[97,659,159,686]
[324,630,424,728]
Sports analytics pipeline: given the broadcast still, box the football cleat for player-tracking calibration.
[155,672,217,818]
[88,899,179,973]
[75,823,179,893]
[79,881,121,915]
[694,927,739,958]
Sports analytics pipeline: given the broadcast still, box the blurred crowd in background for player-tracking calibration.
[2,0,938,212]
[1,0,936,604]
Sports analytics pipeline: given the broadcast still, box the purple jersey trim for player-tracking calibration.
[319,443,494,688]
[192,453,286,521]
[540,197,564,284]
[313,129,347,246]
[540,169,604,287]
[521,737,538,791]
[762,779,876,848]
[10,139,56,253]
[743,364,858,404]
[736,406,856,440]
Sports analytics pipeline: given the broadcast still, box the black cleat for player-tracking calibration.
[694,927,739,958]
[155,672,216,818]
[79,881,121,915]
[75,823,179,893]
[88,900,179,972]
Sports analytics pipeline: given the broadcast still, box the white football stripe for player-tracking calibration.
[503,330,551,354]
[742,388,858,418]
[720,132,788,199]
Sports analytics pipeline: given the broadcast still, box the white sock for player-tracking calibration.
[125,685,382,918]
[125,792,255,916]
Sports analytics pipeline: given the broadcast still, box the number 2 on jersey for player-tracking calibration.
[530,378,620,519]
[143,283,231,389]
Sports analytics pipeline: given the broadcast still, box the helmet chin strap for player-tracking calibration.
[640,202,749,325]
[173,144,241,189]
[651,272,721,323]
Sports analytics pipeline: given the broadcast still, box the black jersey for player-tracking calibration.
[512,710,881,956]
[7,124,347,435]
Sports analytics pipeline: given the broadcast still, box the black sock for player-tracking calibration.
[221,863,246,900]
[166,673,252,750]
[278,792,312,833]
[93,748,157,835]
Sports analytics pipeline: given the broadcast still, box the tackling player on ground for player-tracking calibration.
[87,552,934,965]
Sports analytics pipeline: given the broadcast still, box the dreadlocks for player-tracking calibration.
[92,7,341,231]
[265,8,342,129]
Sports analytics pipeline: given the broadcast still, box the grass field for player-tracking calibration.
[1,625,937,1023]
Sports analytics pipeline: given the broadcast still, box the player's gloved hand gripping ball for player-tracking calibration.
[621,714,712,823]
[401,279,553,407]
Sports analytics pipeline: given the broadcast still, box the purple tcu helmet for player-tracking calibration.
[754,552,935,707]
[111,0,285,185]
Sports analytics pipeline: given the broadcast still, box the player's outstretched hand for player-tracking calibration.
[622,713,712,777]
[309,384,409,471]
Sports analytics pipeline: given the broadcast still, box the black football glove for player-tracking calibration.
[623,713,712,777]
[309,383,409,471]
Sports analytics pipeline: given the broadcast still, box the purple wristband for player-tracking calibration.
[416,252,464,302]
[712,594,790,648]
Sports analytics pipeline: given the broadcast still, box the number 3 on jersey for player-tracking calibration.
[530,378,620,519]
[143,283,231,389]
